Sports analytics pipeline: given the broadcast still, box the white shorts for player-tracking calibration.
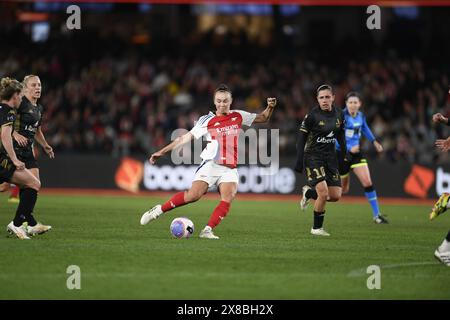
[193,160,239,188]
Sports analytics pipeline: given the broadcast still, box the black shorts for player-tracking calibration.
[304,153,341,188]
[16,147,38,169]
[0,155,16,184]
[17,154,38,169]
[337,151,368,176]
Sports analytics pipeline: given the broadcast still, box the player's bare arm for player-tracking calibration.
[149,132,194,164]
[1,125,24,170]
[35,126,54,159]
[12,131,28,147]
[253,98,277,123]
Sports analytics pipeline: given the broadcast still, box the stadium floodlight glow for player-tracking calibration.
[31,22,50,42]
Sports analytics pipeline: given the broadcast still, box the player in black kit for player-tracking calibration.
[0,77,48,240]
[4,75,55,203]
[294,84,347,236]
[13,75,54,171]
[11,75,53,233]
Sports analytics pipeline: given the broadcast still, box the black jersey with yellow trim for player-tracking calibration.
[13,96,43,149]
[299,106,345,157]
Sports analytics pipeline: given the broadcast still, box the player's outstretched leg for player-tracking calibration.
[200,182,235,240]
[140,191,185,225]
[140,191,187,225]
[434,230,450,267]
[430,193,450,220]
[140,181,209,225]
[199,201,230,240]
[140,205,163,225]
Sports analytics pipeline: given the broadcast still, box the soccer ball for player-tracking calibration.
[170,217,194,239]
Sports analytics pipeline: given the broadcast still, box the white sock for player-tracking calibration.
[438,239,450,253]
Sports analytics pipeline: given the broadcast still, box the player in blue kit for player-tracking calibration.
[336,92,388,224]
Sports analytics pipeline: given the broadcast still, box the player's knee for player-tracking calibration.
[317,190,329,200]
[328,189,342,202]
[185,190,203,203]
[328,194,341,202]
[26,179,40,191]
[221,193,236,203]
[32,179,41,191]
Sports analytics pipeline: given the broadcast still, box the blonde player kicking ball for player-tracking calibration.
[140,84,277,239]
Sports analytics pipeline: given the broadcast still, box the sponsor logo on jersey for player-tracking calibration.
[215,124,239,134]
[317,131,336,144]
[25,122,38,132]
[318,121,325,126]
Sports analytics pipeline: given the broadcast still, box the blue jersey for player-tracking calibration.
[336,108,376,151]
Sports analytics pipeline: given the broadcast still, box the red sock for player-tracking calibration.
[11,186,19,198]
[207,201,231,228]
[161,192,186,212]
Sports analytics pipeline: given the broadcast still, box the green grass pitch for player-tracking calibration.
[0,194,449,299]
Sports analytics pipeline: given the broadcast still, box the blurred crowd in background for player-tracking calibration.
[1,5,450,165]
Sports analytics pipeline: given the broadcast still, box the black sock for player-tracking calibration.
[13,190,25,227]
[306,189,318,200]
[18,189,27,224]
[313,211,325,229]
[15,188,38,227]
[446,231,450,242]
[13,215,23,227]
[364,186,374,193]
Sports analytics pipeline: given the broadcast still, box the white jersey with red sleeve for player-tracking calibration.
[189,110,257,168]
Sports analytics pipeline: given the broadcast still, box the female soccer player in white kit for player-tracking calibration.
[140,84,276,239]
